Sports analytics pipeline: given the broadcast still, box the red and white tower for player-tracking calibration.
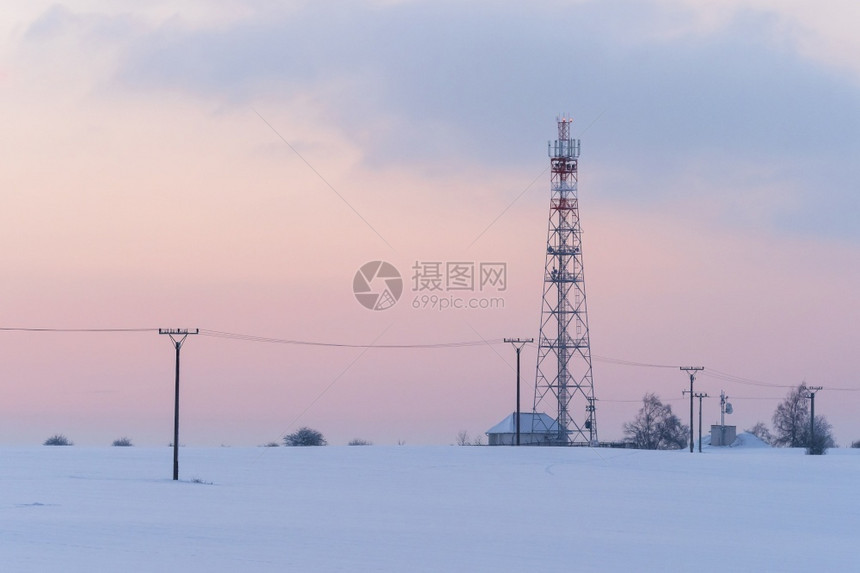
[532,117,597,445]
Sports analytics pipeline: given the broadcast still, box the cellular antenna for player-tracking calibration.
[532,116,597,445]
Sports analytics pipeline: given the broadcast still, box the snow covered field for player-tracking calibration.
[4,441,859,572]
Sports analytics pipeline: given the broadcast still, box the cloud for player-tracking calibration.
[11,1,860,245]
[655,0,860,81]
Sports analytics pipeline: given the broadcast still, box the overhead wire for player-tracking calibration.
[198,328,506,348]
[0,326,505,348]
[592,355,678,369]
[1,325,857,392]
[0,327,158,332]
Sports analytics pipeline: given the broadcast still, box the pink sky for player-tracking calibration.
[1,1,858,446]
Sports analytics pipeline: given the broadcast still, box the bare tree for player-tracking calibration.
[624,393,688,450]
[454,430,484,446]
[772,383,809,447]
[456,430,470,446]
[771,383,835,453]
[745,422,774,445]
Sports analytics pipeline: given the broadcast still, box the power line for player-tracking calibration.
[198,329,504,348]
[0,326,503,348]
[1,325,858,393]
[702,369,860,393]
[595,357,860,393]
[0,327,158,332]
[592,355,678,369]
[700,368,796,389]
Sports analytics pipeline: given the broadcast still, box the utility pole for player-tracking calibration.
[682,390,708,452]
[504,338,533,446]
[805,386,823,452]
[680,367,704,453]
[695,392,708,453]
[586,396,597,446]
[159,328,199,480]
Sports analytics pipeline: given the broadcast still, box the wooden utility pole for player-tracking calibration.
[504,338,533,446]
[680,367,704,453]
[805,386,823,453]
[159,328,199,480]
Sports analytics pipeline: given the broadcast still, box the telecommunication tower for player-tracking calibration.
[532,116,597,445]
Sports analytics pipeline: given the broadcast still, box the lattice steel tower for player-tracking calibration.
[532,116,597,446]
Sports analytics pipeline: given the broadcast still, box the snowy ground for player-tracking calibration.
[3,440,859,572]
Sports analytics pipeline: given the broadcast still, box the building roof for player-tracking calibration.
[486,412,559,435]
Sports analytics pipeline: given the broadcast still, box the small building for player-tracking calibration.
[710,425,737,446]
[486,412,559,446]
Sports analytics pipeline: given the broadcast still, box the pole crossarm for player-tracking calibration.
[159,328,200,347]
[681,391,709,398]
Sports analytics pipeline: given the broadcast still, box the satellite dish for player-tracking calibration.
[726,403,733,415]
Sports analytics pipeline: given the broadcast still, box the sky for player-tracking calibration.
[0,0,858,446]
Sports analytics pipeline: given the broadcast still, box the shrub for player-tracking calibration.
[283,427,327,446]
[852,440,860,449]
[112,437,133,447]
[348,439,372,446]
[806,416,836,455]
[44,434,73,446]
[455,431,485,446]
[261,441,280,447]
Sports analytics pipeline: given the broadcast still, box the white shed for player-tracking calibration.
[486,412,560,446]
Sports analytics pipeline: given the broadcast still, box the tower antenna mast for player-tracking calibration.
[532,116,597,446]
